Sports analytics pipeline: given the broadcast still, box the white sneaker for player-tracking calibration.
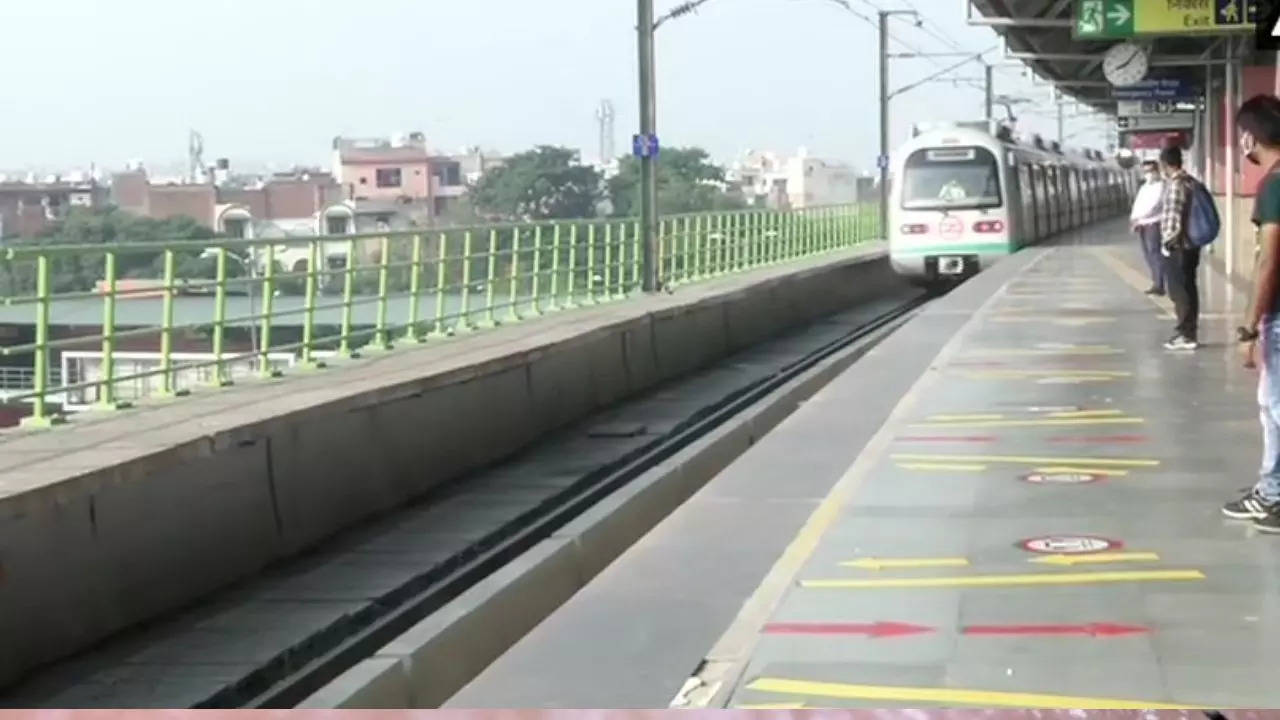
[1163,335,1198,351]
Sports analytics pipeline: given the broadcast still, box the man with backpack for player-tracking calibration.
[1158,145,1220,350]
[1223,95,1280,531]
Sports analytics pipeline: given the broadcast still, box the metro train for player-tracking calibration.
[888,121,1138,284]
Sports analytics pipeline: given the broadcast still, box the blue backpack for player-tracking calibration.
[1186,178,1220,248]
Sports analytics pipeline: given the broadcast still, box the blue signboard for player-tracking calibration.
[632,133,660,159]
[1111,78,1198,101]
[876,154,890,170]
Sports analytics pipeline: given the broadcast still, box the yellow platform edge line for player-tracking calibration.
[959,369,1132,377]
[912,417,1144,428]
[1029,551,1160,566]
[891,453,1158,467]
[745,678,1201,710]
[1047,409,1125,418]
[801,569,1205,589]
[896,462,987,472]
[1090,247,1177,320]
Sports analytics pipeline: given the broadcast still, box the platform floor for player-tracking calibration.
[718,235,1275,709]
[449,222,1278,710]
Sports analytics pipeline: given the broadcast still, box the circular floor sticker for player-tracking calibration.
[1021,472,1102,485]
[1018,535,1120,554]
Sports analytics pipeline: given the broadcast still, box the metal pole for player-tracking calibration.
[1057,100,1064,144]
[878,10,889,240]
[1205,54,1214,190]
[984,63,994,122]
[638,0,659,292]
[1225,37,1237,279]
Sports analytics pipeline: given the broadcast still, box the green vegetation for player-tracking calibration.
[470,146,602,221]
[1,207,224,296]
[607,146,746,217]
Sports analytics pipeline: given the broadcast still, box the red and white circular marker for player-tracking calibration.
[1018,535,1121,555]
[1021,472,1102,485]
[939,217,963,239]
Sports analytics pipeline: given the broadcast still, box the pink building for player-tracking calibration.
[333,133,433,203]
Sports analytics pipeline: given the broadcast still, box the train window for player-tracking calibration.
[901,146,1002,210]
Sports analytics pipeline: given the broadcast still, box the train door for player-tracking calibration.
[1056,166,1068,233]
[1017,163,1033,246]
[1042,166,1054,236]
[1064,166,1075,228]
[1087,170,1098,223]
[1031,165,1046,240]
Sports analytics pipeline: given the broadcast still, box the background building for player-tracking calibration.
[729,148,864,210]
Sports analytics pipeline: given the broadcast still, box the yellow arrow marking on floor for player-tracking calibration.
[800,569,1204,589]
[1029,552,1160,566]
[896,462,987,472]
[1047,409,1124,418]
[842,557,970,570]
[744,678,1199,710]
[911,417,1143,429]
[928,413,1003,421]
[891,453,1158,467]
[1034,466,1129,476]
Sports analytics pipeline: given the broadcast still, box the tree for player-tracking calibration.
[470,146,601,221]
[0,207,219,296]
[608,146,747,217]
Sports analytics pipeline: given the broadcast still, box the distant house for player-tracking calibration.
[0,175,108,238]
[729,148,864,210]
[333,134,505,223]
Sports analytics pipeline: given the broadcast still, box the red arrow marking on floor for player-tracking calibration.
[763,622,934,638]
[1048,435,1149,444]
[896,436,997,443]
[963,623,1149,637]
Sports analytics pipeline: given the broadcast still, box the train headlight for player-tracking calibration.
[973,220,1005,233]
[900,224,928,235]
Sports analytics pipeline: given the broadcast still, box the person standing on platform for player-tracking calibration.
[1158,146,1199,350]
[1129,160,1165,295]
[1225,94,1280,531]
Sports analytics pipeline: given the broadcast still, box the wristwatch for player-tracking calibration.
[1238,326,1260,342]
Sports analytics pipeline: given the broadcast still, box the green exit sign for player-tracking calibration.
[1075,0,1255,39]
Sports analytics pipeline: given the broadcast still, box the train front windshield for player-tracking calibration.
[901,146,1002,211]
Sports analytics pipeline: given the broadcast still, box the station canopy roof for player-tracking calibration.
[970,0,1247,111]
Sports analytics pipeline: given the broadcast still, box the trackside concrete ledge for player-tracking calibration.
[299,281,915,709]
[0,244,898,690]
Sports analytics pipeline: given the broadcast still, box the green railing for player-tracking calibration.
[0,203,879,428]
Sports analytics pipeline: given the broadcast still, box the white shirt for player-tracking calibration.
[1130,179,1164,226]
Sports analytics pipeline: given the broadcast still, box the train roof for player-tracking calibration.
[908,121,1120,168]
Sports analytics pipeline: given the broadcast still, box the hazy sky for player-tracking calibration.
[3,0,1114,174]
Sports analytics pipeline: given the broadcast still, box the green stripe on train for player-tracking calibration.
[892,242,1015,256]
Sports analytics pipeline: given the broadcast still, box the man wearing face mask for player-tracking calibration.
[1223,94,1280,532]
[1129,161,1165,295]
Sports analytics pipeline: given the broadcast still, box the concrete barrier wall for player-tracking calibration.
[0,248,898,689]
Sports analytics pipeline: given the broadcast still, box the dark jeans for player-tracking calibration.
[1164,245,1200,340]
[1138,223,1164,291]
